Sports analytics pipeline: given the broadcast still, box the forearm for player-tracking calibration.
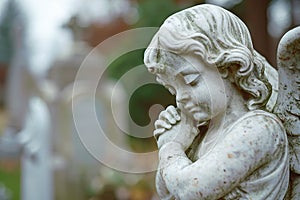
[156,168,175,200]
[159,142,192,169]
[159,142,194,199]
[158,141,241,200]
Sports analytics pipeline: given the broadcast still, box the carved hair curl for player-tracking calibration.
[144,4,272,110]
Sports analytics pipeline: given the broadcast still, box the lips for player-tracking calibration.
[189,106,201,114]
[183,101,203,114]
[181,101,210,123]
[177,95,209,118]
[182,100,197,111]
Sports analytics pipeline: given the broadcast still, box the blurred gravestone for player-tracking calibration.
[48,41,130,199]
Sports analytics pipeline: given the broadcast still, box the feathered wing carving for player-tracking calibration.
[274,26,300,199]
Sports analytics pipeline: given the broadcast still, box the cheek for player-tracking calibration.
[207,83,227,114]
[188,87,211,117]
[191,84,210,103]
[193,81,227,114]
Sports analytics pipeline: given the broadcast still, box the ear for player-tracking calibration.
[218,64,240,83]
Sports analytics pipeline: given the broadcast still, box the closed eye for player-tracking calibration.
[183,73,201,86]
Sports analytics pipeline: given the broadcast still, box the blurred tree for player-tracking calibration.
[135,0,181,27]
[291,0,300,26]
[244,0,272,64]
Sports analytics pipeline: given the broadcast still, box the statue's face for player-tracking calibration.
[155,54,227,125]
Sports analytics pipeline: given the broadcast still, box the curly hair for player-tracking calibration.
[144,4,272,110]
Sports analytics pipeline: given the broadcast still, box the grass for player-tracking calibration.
[0,161,20,200]
[0,107,21,200]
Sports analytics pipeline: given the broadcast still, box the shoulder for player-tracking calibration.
[231,110,285,135]
[225,110,287,154]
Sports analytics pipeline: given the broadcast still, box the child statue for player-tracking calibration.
[144,4,300,199]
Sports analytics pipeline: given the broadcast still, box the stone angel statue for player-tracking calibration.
[143,4,300,200]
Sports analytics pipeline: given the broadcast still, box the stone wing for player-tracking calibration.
[274,26,300,174]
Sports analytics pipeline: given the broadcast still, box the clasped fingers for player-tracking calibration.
[154,105,181,139]
[158,105,180,123]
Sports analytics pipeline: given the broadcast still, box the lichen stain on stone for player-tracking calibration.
[279,56,291,61]
[192,178,199,187]
[227,153,234,158]
[197,191,203,197]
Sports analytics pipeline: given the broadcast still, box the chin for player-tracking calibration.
[193,112,210,125]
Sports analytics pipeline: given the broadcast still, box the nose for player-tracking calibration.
[176,93,190,104]
[176,94,195,114]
